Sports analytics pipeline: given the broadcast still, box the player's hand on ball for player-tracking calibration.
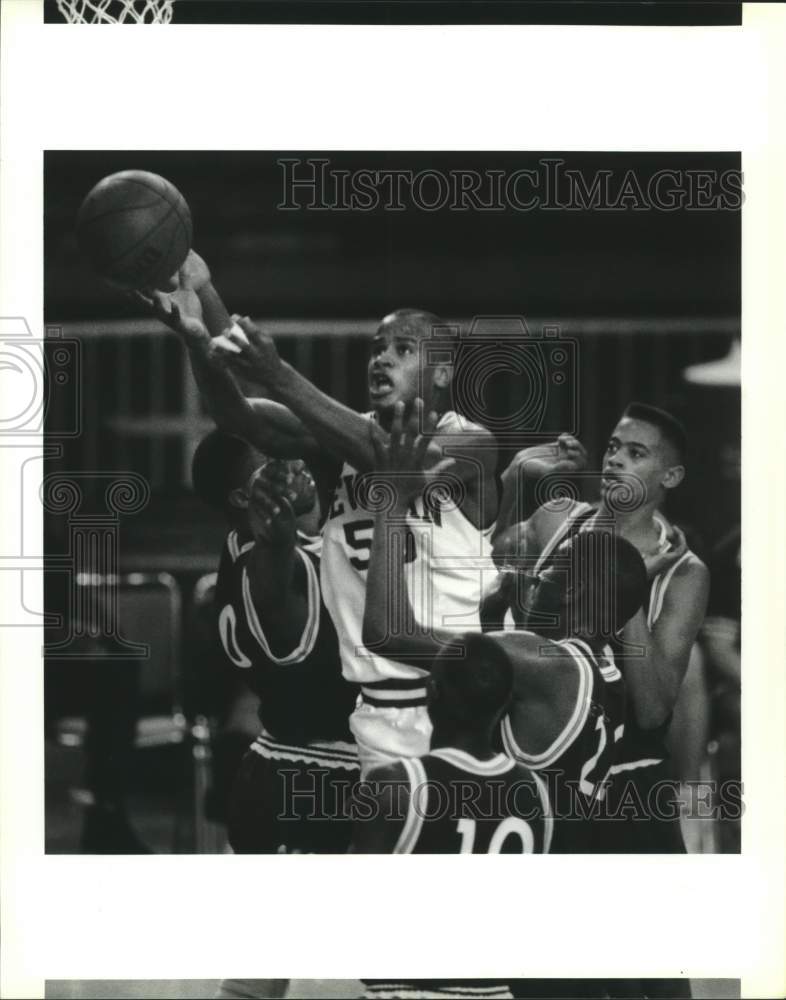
[177,250,211,293]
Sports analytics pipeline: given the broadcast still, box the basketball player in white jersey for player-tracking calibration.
[496,402,709,853]
[212,310,499,774]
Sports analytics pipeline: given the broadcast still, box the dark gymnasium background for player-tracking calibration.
[43,151,741,854]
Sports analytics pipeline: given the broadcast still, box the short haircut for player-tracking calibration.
[568,529,649,632]
[433,632,514,726]
[623,401,687,465]
[191,429,254,512]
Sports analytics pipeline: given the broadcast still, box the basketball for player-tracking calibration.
[76,170,193,291]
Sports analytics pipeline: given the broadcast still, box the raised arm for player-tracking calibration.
[242,461,314,659]
[135,252,319,460]
[215,319,498,512]
[620,556,710,730]
[495,435,588,539]
[361,402,463,666]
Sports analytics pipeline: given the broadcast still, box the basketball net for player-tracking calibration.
[56,0,174,22]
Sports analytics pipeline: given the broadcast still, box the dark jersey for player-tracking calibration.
[390,748,552,854]
[214,528,357,746]
[498,635,627,851]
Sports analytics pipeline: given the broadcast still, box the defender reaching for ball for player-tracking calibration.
[212,307,500,774]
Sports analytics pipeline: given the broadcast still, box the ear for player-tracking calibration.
[228,486,249,511]
[661,464,685,491]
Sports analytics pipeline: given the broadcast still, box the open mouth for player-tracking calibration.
[369,372,394,395]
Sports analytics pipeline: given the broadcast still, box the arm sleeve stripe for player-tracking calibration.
[241,548,321,665]
[501,640,594,768]
[393,758,427,855]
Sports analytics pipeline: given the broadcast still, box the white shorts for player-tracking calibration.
[350,697,432,778]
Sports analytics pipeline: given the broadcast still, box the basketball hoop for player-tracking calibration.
[56,0,174,23]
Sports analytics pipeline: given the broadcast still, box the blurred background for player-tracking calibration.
[43,151,741,854]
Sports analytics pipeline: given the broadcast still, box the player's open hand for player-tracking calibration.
[502,434,588,483]
[246,461,298,546]
[131,285,209,345]
[368,399,454,507]
[211,315,282,383]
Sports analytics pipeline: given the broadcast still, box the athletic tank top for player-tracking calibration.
[498,635,626,851]
[392,747,552,854]
[320,411,495,685]
[214,528,356,744]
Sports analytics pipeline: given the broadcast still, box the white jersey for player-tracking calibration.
[320,411,495,685]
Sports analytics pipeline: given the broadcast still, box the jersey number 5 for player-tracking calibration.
[344,520,416,571]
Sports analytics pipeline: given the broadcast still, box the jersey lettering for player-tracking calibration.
[342,519,417,571]
[455,816,536,854]
[579,714,624,802]
[344,519,374,570]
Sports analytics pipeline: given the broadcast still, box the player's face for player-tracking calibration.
[601,417,672,510]
[367,315,433,416]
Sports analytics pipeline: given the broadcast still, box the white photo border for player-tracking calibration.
[1,3,784,998]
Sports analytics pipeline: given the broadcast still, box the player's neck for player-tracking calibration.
[597,499,660,546]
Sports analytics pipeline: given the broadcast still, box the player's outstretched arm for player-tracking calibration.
[216,320,499,502]
[361,403,463,667]
[620,554,710,729]
[494,434,588,539]
[135,252,319,460]
[213,316,379,470]
[243,462,312,660]
[347,762,411,854]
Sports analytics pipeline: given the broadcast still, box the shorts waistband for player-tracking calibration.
[252,729,359,770]
[360,679,429,708]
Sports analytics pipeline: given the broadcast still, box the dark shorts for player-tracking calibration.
[227,734,359,854]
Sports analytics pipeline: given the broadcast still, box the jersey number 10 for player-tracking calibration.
[456,816,536,853]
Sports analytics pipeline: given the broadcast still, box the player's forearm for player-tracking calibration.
[494,462,544,539]
[185,334,256,432]
[621,611,686,729]
[247,538,297,602]
[196,281,233,338]
[269,362,376,470]
[362,510,453,665]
